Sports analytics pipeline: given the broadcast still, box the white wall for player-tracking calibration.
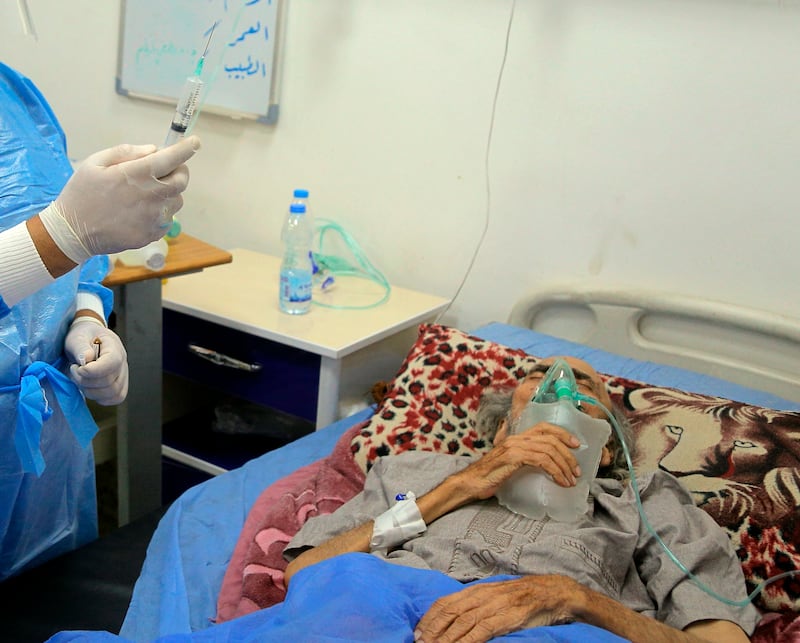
[2,0,799,332]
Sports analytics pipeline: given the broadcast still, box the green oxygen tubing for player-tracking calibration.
[310,219,391,310]
[579,393,798,607]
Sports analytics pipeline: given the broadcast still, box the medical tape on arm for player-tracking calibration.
[370,491,426,554]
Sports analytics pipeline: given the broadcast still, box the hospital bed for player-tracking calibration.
[76,290,800,641]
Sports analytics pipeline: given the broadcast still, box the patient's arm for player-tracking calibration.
[284,521,372,585]
[284,471,470,586]
[413,575,750,643]
[286,429,582,586]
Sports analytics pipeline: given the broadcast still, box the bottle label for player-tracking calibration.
[280,269,312,303]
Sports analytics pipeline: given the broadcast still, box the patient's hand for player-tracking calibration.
[451,425,581,502]
[413,575,578,643]
[412,575,745,643]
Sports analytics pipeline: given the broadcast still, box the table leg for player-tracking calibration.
[113,280,163,526]
[316,356,342,429]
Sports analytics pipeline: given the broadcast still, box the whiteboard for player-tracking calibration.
[116,0,284,124]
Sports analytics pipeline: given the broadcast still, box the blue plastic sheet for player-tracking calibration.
[0,61,111,579]
[49,553,630,642]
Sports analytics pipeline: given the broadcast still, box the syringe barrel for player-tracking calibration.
[164,128,184,148]
[165,75,204,145]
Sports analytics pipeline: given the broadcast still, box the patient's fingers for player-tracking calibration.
[515,424,581,482]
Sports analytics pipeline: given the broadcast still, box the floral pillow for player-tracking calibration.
[350,324,539,472]
[350,323,800,613]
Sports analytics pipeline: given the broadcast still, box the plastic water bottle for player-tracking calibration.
[282,189,312,241]
[293,188,312,227]
[496,360,611,522]
[283,188,334,293]
[279,202,313,314]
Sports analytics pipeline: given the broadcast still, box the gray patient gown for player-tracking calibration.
[286,451,760,635]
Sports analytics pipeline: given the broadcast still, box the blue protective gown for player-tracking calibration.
[0,62,113,580]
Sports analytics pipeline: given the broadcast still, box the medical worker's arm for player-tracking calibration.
[38,137,200,263]
[0,137,199,310]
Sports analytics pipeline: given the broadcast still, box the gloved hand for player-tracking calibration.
[38,136,201,264]
[65,317,129,406]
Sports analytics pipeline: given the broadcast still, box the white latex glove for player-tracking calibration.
[65,318,129,406]
[38,136,201,263]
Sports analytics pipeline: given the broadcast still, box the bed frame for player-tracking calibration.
[508,289,800,405]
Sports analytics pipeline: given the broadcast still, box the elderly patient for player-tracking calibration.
[284,356,759,643]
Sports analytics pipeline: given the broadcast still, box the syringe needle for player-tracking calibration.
[196,22,218,74]
[164,23,217,147]
[202,22,217,57]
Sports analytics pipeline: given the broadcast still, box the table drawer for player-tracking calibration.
[162,309,320,422]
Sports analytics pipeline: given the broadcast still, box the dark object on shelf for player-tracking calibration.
[212,398,314,439]
[163,399,314,473]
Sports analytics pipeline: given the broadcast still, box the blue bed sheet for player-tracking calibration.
[116,322,799,642]
[53,554,628,643]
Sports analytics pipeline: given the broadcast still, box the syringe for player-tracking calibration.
[164,25,216,147]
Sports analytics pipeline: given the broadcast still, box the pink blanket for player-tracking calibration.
[215,422,367,623]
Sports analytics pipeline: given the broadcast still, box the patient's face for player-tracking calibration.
[495,357,614,468]
[510,356,612,423]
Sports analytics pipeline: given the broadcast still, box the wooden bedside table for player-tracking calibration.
[102,234,231,525]
[160,249,450,473]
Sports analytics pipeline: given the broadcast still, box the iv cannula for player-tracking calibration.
[164,24,216,147]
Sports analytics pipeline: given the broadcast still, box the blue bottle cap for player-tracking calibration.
[293,189,309,198]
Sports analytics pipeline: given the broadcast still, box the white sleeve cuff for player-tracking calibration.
[0,221,55,308]
[74,291,107,325]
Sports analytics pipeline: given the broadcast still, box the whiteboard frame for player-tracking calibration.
[114,0,287,125]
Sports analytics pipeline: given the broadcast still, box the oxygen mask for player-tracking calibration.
[496,358,611,522]
[531,358,583,405]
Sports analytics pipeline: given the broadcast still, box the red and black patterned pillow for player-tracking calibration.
[350,324,539,472]
[350,323,800,613]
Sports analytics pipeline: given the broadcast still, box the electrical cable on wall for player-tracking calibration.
[435,0,516,324]
[16,0,37,40]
